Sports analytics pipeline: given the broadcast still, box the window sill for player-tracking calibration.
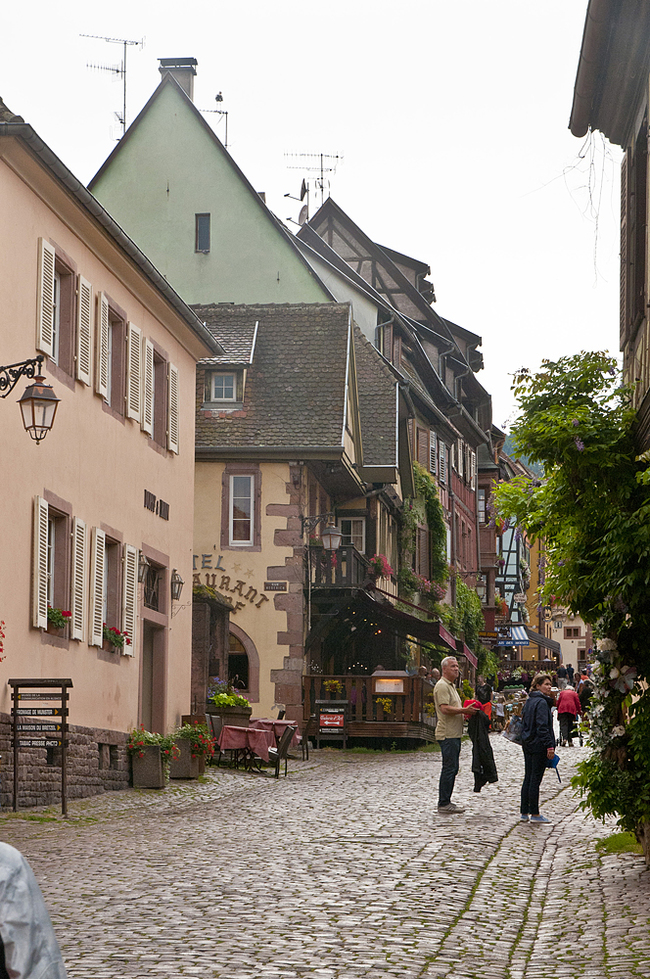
[202,401,243,410]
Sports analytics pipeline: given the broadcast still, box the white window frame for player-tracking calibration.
[210,372,237,402]
[338,517,366,554]
[229,474,254,546]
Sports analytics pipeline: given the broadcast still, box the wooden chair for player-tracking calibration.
[301,715,316,761]
[277,709,286,720]
[267,725,296,778]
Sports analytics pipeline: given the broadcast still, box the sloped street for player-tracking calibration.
[1,736,648,979]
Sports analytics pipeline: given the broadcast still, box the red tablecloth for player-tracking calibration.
[218,725,276,762]
[249,719,300,746]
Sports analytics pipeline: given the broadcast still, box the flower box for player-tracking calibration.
[131,745,165,789]
[169,739,200,779]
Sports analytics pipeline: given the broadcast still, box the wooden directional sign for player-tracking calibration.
[9,678,72,815]
[15,708,63,716]
[18,739,64,748]
[16,723,62,732]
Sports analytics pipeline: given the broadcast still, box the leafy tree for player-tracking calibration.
[493,352,650,854]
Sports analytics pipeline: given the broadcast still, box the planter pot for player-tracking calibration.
[170,739,200,779]
[131,745,165,789]
[205,705,252,739]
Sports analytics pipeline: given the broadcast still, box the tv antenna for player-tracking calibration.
[199,92,229,149]
[285,153,342,207]
[81,34,144,137]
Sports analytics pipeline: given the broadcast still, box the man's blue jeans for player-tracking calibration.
[438,737,461,807]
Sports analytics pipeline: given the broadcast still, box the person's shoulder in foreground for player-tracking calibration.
[0,842,68,979]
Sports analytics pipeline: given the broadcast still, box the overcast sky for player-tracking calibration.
[4,1,620,428]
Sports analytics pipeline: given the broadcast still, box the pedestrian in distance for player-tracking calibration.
[519,672,556,824]
[556,683,582,746]
[566,662,575,685]
[556,664,568,690]
[434,656,479,814]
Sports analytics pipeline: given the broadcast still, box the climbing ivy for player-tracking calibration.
[400,463,448,584]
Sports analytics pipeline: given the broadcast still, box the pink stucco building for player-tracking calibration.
[0,98,220,805]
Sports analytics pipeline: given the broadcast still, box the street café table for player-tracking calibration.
[217,725,275,770]
[249,718,301,747]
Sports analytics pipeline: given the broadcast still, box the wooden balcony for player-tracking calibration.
[302,674,437,743]
[308,544,370,588]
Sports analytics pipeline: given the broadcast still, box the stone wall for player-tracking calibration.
[0,713,129,809]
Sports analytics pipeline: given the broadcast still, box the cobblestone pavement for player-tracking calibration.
[0,734,649,979]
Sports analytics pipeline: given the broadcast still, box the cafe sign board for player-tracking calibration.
[315,700,348,749]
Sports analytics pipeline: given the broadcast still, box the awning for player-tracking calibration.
[455,640,478,669]
[499,624,529,647]
[525,627,561,655]
[354,592,459,648]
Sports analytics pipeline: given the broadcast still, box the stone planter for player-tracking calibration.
[131,745,165,789]
[170,739,200,779]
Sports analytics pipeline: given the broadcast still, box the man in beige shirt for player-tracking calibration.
[434,656,478,813]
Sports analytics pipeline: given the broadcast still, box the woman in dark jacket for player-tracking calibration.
[520,673,556,824]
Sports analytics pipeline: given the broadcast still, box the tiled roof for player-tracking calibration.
[354,328,397,468]
[0,97,24,123]
[195,303,351,449]
[192,306,257,365]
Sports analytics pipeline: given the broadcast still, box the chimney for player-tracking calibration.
[158,58,198,101]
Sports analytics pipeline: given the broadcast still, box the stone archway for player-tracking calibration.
[228,622,260,703]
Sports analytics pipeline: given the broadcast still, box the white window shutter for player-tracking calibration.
[126,323,142,421]
[70,517,87,641]
[36,238,55,358]
[457,438,464,479]
[32,496,49,629]
[141,338,154,436]
[95,293,109,400]
[121,545,138,657]
[470,450,476,490]
[439,442,447,484]
[167,363,179,454]
[429,431,437,475]
[76,276,92,386]
[89,527,106,647]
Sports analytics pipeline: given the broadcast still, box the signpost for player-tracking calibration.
[8,679,72,815]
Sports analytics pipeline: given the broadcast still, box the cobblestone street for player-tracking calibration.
[0,734,648,979]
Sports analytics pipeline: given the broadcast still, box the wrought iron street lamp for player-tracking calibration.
[1,355,60,443]
[170,568,185,602]
[301,513,342,551]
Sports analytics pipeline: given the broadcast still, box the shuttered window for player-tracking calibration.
[70,518,87,641]
[429,431,437,475]
[36,239,56,358]
[89,527,106,647]
[457,438,464,479]
[416,526,429,579]
[95,292,110,400]
[439,442,447,484]
[126,323,142,421]
[141,338,154,436]
[416,427,429,467]
[470,450,476,490]
[121,545,138,657]
[76,277,92,385]
[167,363,179,454]
[32,496,49,629]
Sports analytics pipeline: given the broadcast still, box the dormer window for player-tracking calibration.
[207,372,237,402]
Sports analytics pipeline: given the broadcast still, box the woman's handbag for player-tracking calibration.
[502,714,524,744]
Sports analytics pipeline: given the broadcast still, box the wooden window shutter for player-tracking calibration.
[620,152,629,349]
[393,335,402,367]
[70,517,87,641]
[407,418,414,457]
[126,323,142,421]
[89,527,106,647]
[417,427,428,466]
[32,495,49,629]
[36,238,55,358]
[429,431,437,475]
[167,363,180,454]
[141,338,154,436]
[121,545,138,657]
[384,322,393,361]
[95,293,110,400]
[457,438,464,478]
[76,276,92,385]
[470,450,476,490]
[439,442,447,484]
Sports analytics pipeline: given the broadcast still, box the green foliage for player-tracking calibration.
[401,464,448,585]
[439,581,484,650]
[595,832,643,855]
[477,645,499,679]
[126,725,178,760]
[496,351,650,842]
[174,723,216,759]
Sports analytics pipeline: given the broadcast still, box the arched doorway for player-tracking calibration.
[226,623,260,703]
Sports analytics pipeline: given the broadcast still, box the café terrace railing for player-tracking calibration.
[302,674,436,730]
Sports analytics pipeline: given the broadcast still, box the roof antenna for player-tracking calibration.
[199,93,229,149]
[284,153,342,208]
[81,34,144,138]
